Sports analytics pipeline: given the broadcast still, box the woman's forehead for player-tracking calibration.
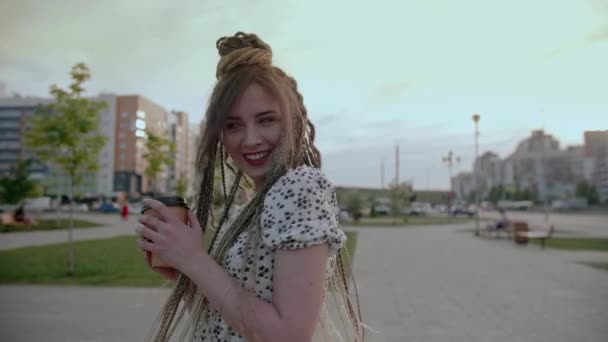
[229,83,280,118]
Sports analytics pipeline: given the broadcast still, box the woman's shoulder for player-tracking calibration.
[261,165,345,253]
[267,165,335,196]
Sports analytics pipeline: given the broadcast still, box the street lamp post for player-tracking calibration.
[473,114,481,236]
[442,150,461,221]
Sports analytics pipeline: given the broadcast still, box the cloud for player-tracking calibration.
[536,25,608,62]
[371,81,412,103]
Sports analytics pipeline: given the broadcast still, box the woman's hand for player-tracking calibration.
[135,199,205,274]
[142,249,180,282]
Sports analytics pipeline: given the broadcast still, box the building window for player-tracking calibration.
[0,121,20,128]
[120,143,126,149]
[0,141,20,149]
[137,110,146,119]
[121,112,129,118]
[0,109,22,118]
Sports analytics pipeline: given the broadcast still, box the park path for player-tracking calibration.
[1,223,607,341]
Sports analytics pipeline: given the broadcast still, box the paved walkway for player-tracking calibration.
[0,213,137,250]
[351,225,608,342]
[1,223,607,341]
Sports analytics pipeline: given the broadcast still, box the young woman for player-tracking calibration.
[136,32,364,342]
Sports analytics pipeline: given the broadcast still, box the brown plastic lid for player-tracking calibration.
[141,196,189,214]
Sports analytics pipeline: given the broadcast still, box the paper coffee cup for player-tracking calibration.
[141,196,189,268]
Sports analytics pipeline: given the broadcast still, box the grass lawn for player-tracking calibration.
[530,238,608,252]
[0,235,167,287]
[0,231,360,287]
[343,216,471,227]
[0,218,103,233]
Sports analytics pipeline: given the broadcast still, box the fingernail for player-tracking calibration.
[135,226,142,234]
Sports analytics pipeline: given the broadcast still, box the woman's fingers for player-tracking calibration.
[141,199,181,226]
[136,225,163,243]
[136,238,159,254]
[138,214,171,234]
[187,210,202,231]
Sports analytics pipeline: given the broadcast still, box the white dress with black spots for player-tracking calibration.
[193,165,347,342]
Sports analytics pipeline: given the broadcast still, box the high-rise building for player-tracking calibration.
[504,130,586,200]
[452,172,474,202]
[474,151,502,197]
[185,122,201,199]
[584,130,608,202]
[0,95,117,197]
[0,97,51,179]
[1,93,190,199]
[167,110,190,194]
[0,81,7,98]
[114,95,168,195]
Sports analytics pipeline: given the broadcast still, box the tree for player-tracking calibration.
[512,188,537,202]
[0,159,40,204]
[344,191,364,222]
[143,130,175,194]
[388,181,411,224]
[368,195,378,218]
[25,63,107,276]
[486,185,506,204]
[175,174,188,198]
[576,180,599,205]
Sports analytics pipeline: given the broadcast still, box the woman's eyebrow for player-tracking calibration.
[226,110,276,121]
[255,110,277,117]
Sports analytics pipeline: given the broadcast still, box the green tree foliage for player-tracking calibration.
[576,180,599,205]
[388,181,411,220]
[368,195,377,218]
[143,131,175,193]
[24,63,107,276]
[175,174,188,198]
[344,191,364,221]
[0,159,39,204]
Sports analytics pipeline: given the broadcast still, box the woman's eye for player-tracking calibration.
[225,122,240,130]
[259,117,275,124]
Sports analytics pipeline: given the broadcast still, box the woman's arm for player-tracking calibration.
[136,198,331,341]
[183,243,329,342]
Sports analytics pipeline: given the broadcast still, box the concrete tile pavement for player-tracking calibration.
[0,223,607,341]
[351,224,608,342]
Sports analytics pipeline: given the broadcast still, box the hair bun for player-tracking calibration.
[216,32,272,57]
[215,32,273,80]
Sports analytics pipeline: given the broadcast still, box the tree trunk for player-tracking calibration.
[56,173,61,227]
[67,177,74,276]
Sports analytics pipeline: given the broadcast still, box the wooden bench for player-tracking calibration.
[515,223,555,249]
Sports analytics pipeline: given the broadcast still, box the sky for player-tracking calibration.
[1,0,607,189]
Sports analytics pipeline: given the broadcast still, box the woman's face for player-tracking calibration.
[222,83,283,190]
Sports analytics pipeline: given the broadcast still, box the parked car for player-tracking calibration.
[451,206,474,217]
[97,203,118,213]
[402,207,425,216]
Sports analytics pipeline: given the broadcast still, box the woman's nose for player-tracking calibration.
[242,123,263,147]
